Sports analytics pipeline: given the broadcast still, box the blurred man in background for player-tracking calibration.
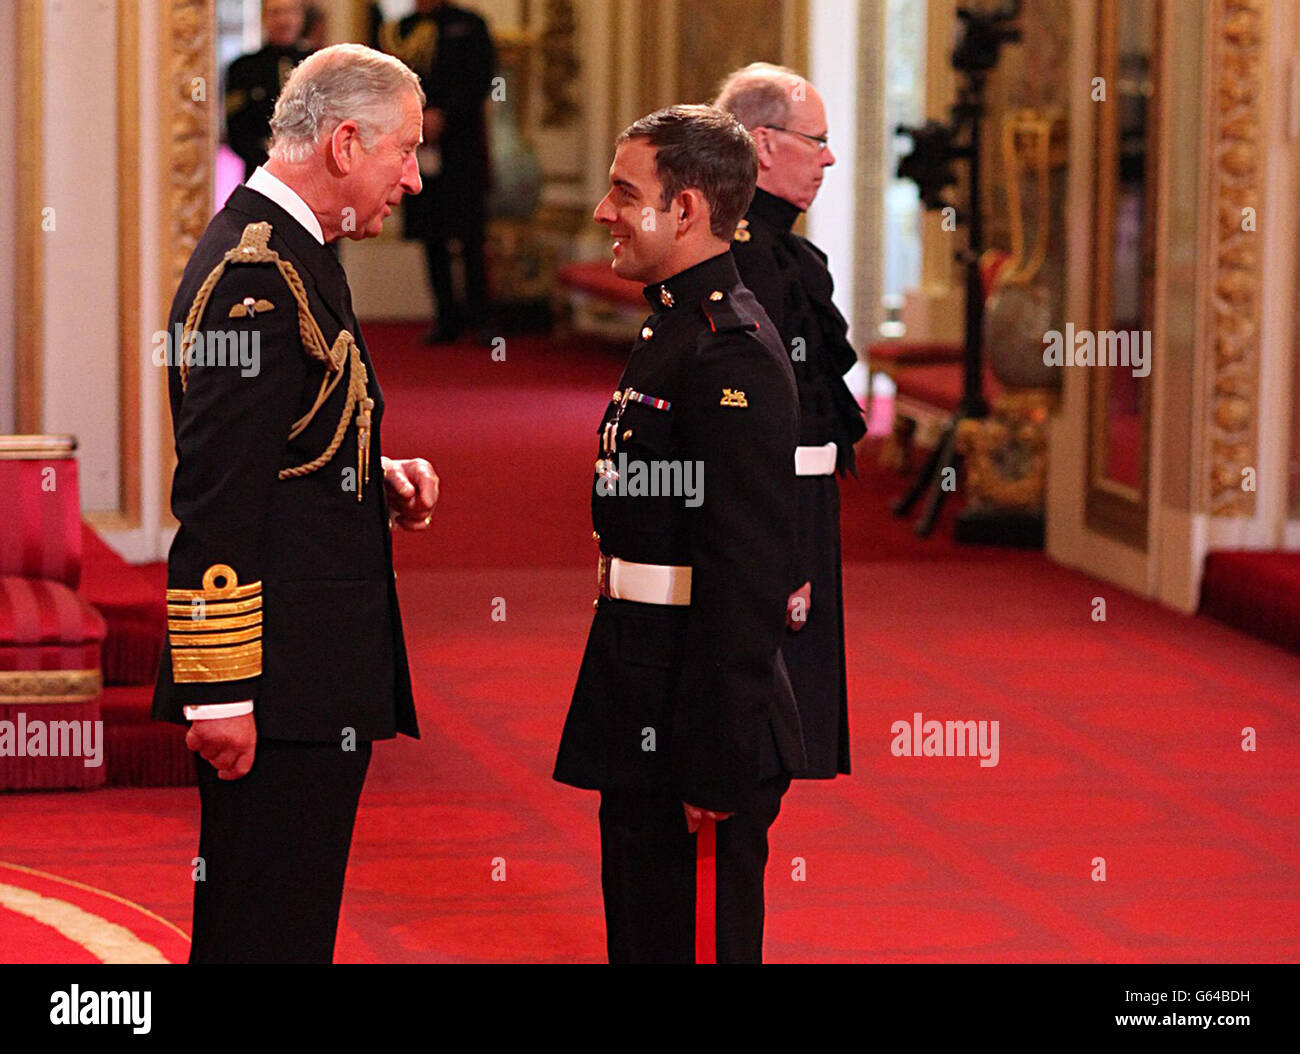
[225,0,311,182]
[716,63,865,789]
[381,0,496,345]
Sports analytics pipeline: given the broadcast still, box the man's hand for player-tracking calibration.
[786,580,812,630]
[422,108,446,142]
[683,802,734,834]
[383,456,439,531]
[185,714,257,781]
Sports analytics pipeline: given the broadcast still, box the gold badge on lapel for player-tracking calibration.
[720,388,748,408]
[228,296,275,319]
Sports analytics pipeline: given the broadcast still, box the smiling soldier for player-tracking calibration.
[554,105,805,964]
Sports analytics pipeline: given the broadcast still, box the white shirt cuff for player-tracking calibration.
[183,701,254,721]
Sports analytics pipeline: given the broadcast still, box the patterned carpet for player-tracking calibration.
[1,325,1296,962]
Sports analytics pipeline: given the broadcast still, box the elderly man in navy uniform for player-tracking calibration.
[715,63,865,786]
[154,44,438,964]
[224,0,311,181]
[554,105,804,964]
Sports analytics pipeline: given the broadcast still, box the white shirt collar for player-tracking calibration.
[245,166,325,245]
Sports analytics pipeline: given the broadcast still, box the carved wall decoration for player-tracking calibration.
[539,0,580,127]
[162,0,214,297]
[158,0,214,523]
[1204,0,1264,516]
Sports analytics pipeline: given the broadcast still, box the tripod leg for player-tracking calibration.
[892,418,953,517]
[914,427,960,537]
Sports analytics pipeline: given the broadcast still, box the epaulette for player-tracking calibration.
[178,222,375,502]
[698,289,759,335]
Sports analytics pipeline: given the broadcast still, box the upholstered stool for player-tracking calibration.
[0,436,107,790]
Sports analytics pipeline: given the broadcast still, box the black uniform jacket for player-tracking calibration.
[393,4,496,238]
[152,185,418,743]
[224,44,310,181]
[731,187,863,778]
[554,252,806,813]
[731,188,866,474]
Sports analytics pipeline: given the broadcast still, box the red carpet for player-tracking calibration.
[2,322,1298,962]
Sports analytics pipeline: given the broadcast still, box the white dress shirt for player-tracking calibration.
[245,165,326,245]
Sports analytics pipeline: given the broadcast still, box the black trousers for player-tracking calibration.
[190,738,372,964]
[598,776,790,964]
[423,220,488,333]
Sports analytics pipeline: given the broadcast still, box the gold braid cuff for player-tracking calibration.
[168,564,263,684]
[178,221,373,502]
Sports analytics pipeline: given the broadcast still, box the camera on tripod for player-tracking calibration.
[894,0,1023,213]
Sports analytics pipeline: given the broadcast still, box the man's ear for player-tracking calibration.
[675,187,712,237]
[329,120,361,174]
[751,126,777,172]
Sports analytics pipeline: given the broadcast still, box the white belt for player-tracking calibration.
[795,442,837,476]
[598,554,692,605]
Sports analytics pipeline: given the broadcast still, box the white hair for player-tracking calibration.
[713,62,807,132]
[269,43,425,163]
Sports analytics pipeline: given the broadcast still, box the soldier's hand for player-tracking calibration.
[185,714,257,781]
[683,802,734,833]
[383,456,439,530]
[786,580,812,630]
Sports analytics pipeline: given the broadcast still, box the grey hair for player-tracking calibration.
[269,43,425,162]
[713,62,806,132]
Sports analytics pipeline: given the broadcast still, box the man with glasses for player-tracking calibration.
[715,63,866,791]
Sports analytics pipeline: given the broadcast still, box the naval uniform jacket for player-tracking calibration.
[730,188,866,777]
[553,252,806,813]
[152,185,418,743]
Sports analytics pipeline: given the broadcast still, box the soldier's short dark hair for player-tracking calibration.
[617,105,758,239]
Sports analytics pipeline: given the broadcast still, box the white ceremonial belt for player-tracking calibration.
[795,442,837,476]
[598,554,692,606]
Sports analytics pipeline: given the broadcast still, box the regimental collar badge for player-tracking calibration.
[733,218,751,243]
[720,388,748,408]
[659,285,675,308]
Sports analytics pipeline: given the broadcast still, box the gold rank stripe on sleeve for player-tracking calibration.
[166,564,263,684]
[170,648,262,683]
[166,609,262,632]
[167,625,262,647]
[166,596,263,618]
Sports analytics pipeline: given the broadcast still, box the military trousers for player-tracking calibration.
[189,737,371,964]
[598,775,790,964]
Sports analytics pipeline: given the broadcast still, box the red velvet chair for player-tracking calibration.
[554,259,646,342]
[0,435,107,790]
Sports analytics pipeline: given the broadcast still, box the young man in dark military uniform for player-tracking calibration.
[554,105,805,964]
[716,64,866,784]
[380,0,496,343]
[224,0,311,181]
[155,44,438,964]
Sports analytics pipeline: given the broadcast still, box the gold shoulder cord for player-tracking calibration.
[179,222,374,502]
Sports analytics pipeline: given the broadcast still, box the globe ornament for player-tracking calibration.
[983,280,1062,390]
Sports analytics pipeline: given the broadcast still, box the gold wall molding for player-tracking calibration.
[1204,0,1264,517]
[159,0,215,525]
[16,0,43,434]
[160,0,214,305]
[116,0,141,526]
